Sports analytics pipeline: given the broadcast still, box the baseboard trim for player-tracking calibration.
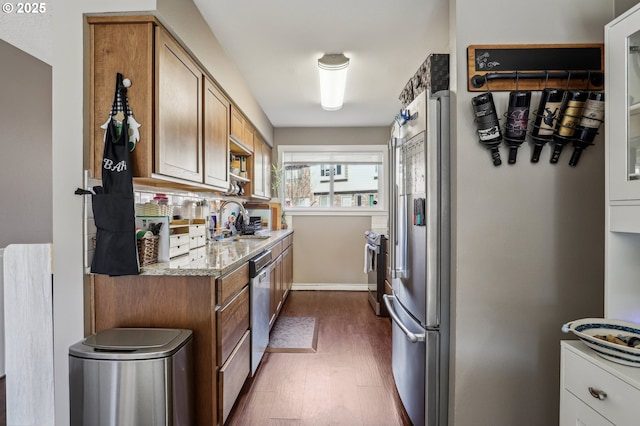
[291,283,368,291]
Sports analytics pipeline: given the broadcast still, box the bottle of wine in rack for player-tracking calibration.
[530,88,565,163]
[503,90,531,164]
[472,92,503,166]
[569,91,605,167]
[550,90,588,164]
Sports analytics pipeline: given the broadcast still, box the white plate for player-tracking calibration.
[562,318,640,367]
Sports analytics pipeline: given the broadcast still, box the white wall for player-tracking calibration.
[275,127,388,288]
[0,40,52,247]
[450,1,613,424]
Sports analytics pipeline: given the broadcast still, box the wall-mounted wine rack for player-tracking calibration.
[467,44,604,92]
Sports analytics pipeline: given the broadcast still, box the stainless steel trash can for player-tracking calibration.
[69,328,194,426]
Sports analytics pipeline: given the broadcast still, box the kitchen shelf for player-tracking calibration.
[230,138,252,155]
[230,173,250,183]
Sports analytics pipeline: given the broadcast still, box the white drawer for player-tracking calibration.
[189,224,207,237]
[169,243,189,258]
[189,247,206,262]
[563,347,639,424]
[170,233,189,248]
[560,389,613,426]
[169,254,190,268]
[189,234,206,249]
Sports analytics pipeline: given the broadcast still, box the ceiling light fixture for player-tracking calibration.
[318,53,350,111]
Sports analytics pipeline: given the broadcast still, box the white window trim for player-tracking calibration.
[276,144,388,215]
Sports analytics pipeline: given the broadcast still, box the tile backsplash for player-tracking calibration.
[82,171,236,271]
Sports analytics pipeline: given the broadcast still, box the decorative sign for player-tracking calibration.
[467,44,604,92]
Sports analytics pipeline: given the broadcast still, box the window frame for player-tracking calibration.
[276,145,388,216]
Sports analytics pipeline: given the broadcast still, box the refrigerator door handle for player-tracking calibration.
[383,294,425,343]
[388,137,406,279]
[388,137,398,279]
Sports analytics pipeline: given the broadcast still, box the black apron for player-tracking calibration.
[90,73,139,276]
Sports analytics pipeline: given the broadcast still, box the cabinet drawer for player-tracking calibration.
[170,233,189,248]
[189,224,207,237]
[169,254,190,268]
[270,240,283,259]
[189,247,206,262]
[217,285,249,365]
[189,234,206,249]
[561,389,613,426]
[563,347,639,424]
[217,262,249,306]
[285,234,293,248]
[169,243,189,258]
[219,330,250,425]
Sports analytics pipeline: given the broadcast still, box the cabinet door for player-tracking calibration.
[269,260,277,327]
[283,245,293,296]
[230,105,244,144]
[253,137,264,197]
[156,27,203,182]
[264,142,272,199]
[203,79,230,190]
[89,19,155,180]
[275,254,284,314]
[608,6,640,201]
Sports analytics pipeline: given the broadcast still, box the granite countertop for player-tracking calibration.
[140,229,293,277]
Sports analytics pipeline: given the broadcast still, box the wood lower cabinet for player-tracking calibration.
[92,261,253,426]
[215,263,250,425]
[269,234,293,329]
[92,274,218,426]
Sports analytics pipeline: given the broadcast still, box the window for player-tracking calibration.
[277,145,386,212]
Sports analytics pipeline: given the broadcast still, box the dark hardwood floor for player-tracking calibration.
[227,290,411,426]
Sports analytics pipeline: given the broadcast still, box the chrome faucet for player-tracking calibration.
[218,200,249,236]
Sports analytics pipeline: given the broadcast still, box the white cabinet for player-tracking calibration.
[560,341,640,426]
[608,3,640,203]
[605,2,640,323]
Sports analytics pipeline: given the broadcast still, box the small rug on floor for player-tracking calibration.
[266,316,318,353]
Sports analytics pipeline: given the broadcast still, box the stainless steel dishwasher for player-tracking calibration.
[249,250,272,376]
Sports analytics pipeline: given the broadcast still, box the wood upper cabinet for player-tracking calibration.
[203,78,230,191]
[252,135,272,199]
[89,16,231,191]
[89,17,155,180]
[155,26,203,182]
[230,105,245,146]
[252,136,264,197]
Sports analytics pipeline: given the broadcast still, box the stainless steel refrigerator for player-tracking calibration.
[384,89,450,426]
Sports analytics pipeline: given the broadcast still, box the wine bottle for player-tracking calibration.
[530,88,565,163]
[503,90,531,164]
[550,90,588,164]
[569,91,605,167]
[471,92,502,166]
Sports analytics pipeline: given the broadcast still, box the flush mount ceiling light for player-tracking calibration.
[318,53,350,111]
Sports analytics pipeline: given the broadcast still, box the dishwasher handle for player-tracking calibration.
[383,294,425,343]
